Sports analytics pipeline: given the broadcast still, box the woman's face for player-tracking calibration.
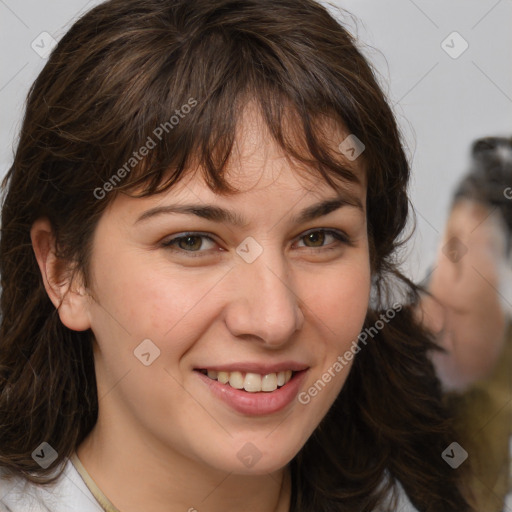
[80,107,371,475]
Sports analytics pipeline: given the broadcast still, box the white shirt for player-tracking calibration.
[0,456,419,512]
[0,456,107,512]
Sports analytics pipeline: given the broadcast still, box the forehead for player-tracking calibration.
[113,100,366,216]
[222,100,366,189]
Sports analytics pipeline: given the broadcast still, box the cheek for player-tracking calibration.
[294,262,371,421]
[300,262,371,345]
[86,251,235,405]
[87,250,229,411]
[90,246,228,339]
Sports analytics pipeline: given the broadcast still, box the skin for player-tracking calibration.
[31,104,371,512]
[418,199,508,390]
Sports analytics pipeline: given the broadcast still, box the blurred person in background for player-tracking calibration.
[419,136,512,512]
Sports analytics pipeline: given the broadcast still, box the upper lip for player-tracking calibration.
[194,362,309,374]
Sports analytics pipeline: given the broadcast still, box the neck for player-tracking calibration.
[76,413,291,512]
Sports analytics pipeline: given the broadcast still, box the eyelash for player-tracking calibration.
[161,229,352,258]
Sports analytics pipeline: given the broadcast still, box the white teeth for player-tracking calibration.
[261,373,278,392]
[243,373,262,392]
[202,369,295,392]
[217,371,229,384]
[228,371,244,389]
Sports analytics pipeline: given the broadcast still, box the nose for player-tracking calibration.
[223,250,305,347]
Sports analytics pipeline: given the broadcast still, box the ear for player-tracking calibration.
[30,217,91,331]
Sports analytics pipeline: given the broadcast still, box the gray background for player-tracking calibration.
[1,0,511,282]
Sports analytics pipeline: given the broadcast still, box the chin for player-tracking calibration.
[199,437,305,475]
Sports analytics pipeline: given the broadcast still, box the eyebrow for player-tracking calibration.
[134,192,364,227]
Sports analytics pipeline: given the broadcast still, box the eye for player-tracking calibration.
[161,229,352,258]
[161,232,218,256]
[296,229,351,250]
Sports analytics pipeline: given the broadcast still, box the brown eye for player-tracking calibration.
[297,229,349,249]
[302,231,326,247]
[177,235,203,251]
[162,233,217,254]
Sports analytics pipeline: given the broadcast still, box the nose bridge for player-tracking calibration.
[226,242,303,344]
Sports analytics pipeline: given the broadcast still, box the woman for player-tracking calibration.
[421,136,512,511]
[0,0,472,510]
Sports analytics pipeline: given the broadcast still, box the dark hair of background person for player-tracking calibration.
[454,136,512,253]
[0,0,473,510]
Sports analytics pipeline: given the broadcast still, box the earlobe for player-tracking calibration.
[30,217,91,332]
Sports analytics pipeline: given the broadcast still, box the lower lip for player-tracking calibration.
[195,370,308,416]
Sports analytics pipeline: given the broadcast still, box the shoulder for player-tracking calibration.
[0,458,103,512]
[376,474,420,512]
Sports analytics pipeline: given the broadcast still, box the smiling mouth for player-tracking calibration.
[195,369,296,393]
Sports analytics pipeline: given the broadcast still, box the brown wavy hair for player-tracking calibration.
[0,0,473,510]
